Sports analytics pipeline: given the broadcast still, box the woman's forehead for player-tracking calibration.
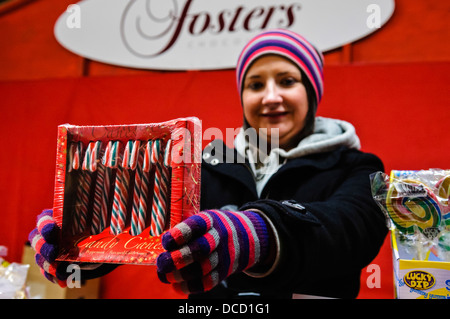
[245,55,301,77]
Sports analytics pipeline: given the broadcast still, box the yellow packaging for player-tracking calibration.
[391,229,450,299]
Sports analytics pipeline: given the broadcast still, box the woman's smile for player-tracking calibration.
[260,110,289,122]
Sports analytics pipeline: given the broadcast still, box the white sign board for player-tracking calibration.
[54,0,395,70]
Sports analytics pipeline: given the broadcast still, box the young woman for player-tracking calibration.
[29,29,388,299]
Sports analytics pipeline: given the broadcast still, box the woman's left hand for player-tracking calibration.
[156,209,270,294]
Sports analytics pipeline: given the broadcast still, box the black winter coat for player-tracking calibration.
[194,139,388,299]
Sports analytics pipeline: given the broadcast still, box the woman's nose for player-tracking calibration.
[262,80,283,105]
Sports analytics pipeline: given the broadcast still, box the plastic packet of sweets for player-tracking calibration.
[370,169,450,261]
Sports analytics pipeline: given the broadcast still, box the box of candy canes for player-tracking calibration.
[371,169,450,299]
[52,117,202,265]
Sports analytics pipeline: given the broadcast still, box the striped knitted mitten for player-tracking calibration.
[28,209,69,287]
[156,209,270,294]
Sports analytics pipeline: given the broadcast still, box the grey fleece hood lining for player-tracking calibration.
[234,117,361,196]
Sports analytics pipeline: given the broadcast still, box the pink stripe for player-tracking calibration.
[37,219,53,233]
[198,212,213,230]
[233,213,256,267]
[47,263,57,277]
[203,232,217,253]
[165,272,176,283]
[170,250,185,270]
[57,279,67,288]
[35,237,45,253]
[201,255,213,275]
[213,210,236,276]
[203,274,214,291]
[171,226,185,246]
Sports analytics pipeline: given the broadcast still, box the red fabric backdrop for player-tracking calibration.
[1,0,449,299]
[1,62,449,298]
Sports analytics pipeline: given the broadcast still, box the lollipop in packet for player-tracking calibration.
[370,169,450,261]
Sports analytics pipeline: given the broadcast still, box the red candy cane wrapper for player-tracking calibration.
[51,118,202,265]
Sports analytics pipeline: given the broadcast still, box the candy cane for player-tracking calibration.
[130,140,153,236]
[68,141,83,176]
[143,140,152,173]
[91,141,117,235]
[105,140,120,169]
[130,141,146,236]
[150,139,171,236]
[91,163,106,234]
[163,139,172,224]
[164,139,172,168]
[72,141,101,234]
[99,141,118,232]
[69,142,84,234]
[82,141,102,172]
[100,164,111,230]
[121,140,133,169]
[70,142,87,234]
[110,141,132,235]
[67,143,76,173]
[137,140,154,233]
[72,170,90,234]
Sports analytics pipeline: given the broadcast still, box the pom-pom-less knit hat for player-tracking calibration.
[236,29,324,108]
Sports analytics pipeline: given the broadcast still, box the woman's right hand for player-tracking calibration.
[28,209,70,287]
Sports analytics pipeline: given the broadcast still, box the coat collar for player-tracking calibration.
[202,139,257,197]
[202,139,348,197]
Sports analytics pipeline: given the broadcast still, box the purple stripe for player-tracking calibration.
[223,211,251,271]
[207,210,231,280]
[238,38,322,96]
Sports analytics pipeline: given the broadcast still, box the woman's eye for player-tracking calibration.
[280,77,298,87]
[248,82,264,91]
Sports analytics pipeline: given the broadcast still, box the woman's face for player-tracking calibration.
[242,55,309,150]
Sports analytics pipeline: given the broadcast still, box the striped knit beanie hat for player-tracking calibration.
[236,29,324,108]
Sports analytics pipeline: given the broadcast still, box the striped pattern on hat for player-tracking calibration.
[236,29,324,104]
